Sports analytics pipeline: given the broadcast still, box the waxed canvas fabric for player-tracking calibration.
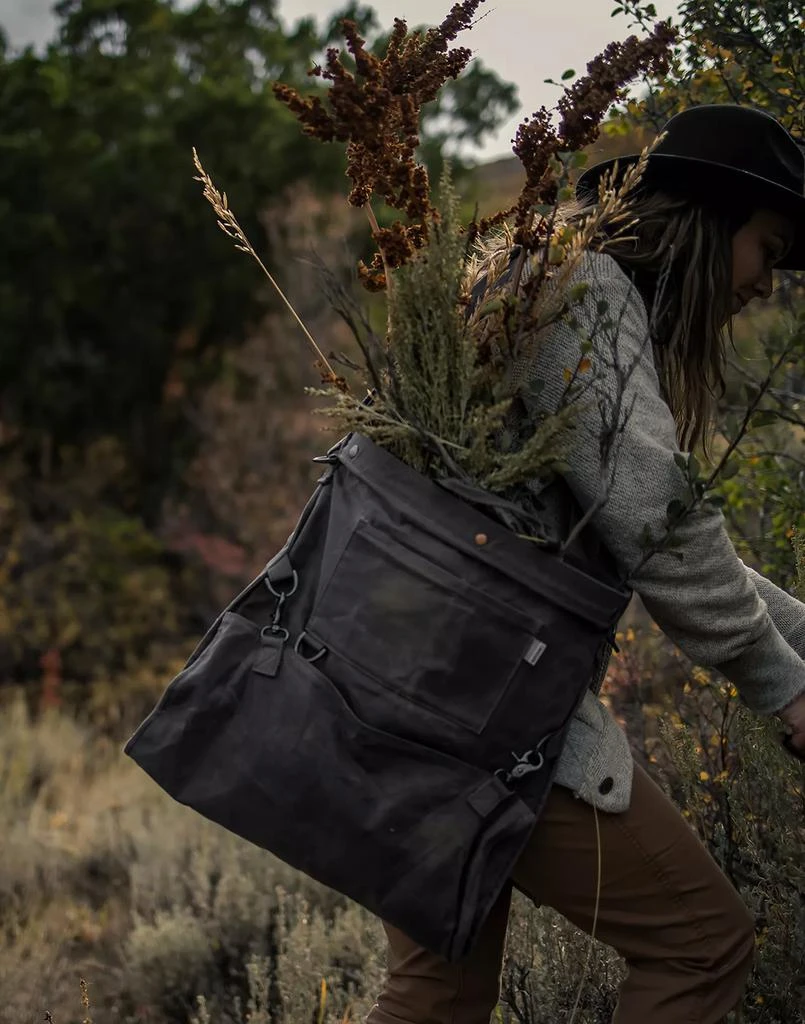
[125,433,630,961]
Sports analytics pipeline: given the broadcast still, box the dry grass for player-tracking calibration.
[192,148,341,387]
[0,690,386,1024]
[4,619,805,1024]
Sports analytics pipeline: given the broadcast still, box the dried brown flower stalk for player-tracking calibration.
[273,1,486,289]
[274,9,676,286]
[507,23,677,239]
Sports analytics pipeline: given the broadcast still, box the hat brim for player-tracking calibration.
[576,153,805,271]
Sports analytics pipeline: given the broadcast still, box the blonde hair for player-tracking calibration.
[561,188,746,454]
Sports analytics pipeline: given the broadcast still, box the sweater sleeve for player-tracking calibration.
[744,563,805,662]
[521,251,805,715]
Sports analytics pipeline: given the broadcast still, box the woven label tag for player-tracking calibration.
[524,637,547,666]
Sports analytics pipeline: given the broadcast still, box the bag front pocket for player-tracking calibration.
[306,518,546,734]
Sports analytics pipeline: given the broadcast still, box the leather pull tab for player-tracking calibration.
[254,633,285,677]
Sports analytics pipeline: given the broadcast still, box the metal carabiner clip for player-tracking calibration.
[260,624,290,644]
[509,751,545,780]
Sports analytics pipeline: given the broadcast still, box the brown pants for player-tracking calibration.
[366,762,755,1024]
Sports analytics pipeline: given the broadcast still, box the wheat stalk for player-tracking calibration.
[192,148,338,381]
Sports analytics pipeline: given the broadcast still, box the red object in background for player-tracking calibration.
[166,530,248,578]
[40,648,63,711]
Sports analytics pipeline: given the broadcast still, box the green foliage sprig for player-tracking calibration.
[307,168,580,494]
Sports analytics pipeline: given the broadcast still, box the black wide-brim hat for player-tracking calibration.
[576,104,805,271]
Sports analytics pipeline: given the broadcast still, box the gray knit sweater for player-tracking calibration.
[525,251,805,812]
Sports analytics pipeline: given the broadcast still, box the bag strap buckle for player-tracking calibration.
[265,567,298,599]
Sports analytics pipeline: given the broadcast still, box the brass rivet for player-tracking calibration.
[474,532,488,546]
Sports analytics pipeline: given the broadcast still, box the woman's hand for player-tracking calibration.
[778,692,805,761]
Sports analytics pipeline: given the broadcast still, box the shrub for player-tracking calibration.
[498,894,624,1023]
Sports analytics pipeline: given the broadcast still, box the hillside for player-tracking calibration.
[468,118,653,215]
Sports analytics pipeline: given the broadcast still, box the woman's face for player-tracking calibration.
[731,208,794,316]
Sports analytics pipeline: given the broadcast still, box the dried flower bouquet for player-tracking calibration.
[195,0,677,538]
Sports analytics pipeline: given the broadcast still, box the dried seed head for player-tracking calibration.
[273,2,488,283]
[512,22,677,233]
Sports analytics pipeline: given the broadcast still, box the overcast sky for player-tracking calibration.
[0,0,678,161]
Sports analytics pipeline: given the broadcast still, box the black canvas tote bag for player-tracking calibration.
[125,432,630,961]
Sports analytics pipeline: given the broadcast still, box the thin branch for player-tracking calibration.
[630,346,794,577]
[721,403,805,431]
[705,349,790,489]
[366,202,393,299]
[559,256,673,557]
[749,449,805,470]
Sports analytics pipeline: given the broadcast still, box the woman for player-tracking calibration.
[366,104,805,1024]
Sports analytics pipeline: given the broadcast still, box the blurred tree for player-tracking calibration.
[0,0,517,692]
[0,0,516,521]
